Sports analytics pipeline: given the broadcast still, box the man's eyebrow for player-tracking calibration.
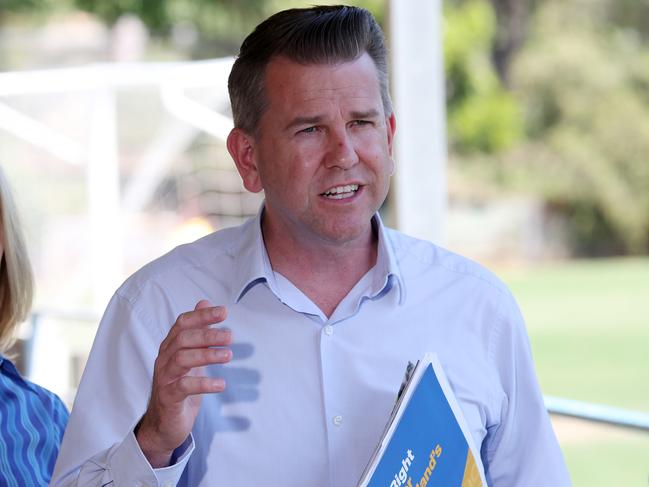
[350,109,380,119]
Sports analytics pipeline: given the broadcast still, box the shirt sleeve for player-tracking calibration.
[51,292,195,486]
[66,432,194,487]
[481,291,572,486]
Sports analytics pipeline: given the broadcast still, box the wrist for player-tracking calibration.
[134,419,174,468]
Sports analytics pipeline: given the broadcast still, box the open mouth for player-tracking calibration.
[321,184,360,200]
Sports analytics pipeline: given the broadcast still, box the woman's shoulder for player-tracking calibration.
[0,355,69,421]
[0,355,69,484]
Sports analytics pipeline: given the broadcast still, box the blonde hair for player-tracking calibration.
[0,167,33,355]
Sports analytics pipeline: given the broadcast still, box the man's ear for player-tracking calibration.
[386,112,396,156]
[227,128,263,193]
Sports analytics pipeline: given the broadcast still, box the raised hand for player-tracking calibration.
[135,300,232,467]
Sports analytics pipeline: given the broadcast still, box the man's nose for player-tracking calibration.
[325,128,359,169]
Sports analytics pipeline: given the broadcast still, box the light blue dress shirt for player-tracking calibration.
[52,212,570,486]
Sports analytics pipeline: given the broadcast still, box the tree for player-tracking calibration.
[73,0,263,35]
[69,0,387,57]
[503,0,649,254]
[488,0,536,86]
[444,0,523,153]
[447,0,649,255]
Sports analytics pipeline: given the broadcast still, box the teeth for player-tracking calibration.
[323,184,359,198]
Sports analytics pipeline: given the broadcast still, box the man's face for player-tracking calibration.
[232,53,396,246]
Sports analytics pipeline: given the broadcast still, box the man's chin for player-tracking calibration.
[312,218,374,246]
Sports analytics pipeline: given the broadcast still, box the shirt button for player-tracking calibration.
[323,325,334,336]
[333,415,343,426]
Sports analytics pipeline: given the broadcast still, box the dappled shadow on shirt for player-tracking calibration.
[181,342,260,484]
[204,342,260,431]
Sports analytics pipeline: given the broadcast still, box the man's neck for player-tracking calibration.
[262,217,378,318]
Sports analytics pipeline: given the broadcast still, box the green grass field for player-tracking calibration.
[500,257,649,486]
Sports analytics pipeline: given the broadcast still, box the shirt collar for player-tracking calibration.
[231,206,276,303]
[0,354,17,375]
[372,212,406,305]
[0,354,39,394]
[231,205,405,305]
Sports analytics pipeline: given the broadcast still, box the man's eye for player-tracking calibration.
[300,126,318,134]
[352,120,372,127]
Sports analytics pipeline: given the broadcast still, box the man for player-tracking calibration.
[52,6,571,486]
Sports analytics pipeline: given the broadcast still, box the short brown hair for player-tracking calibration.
[228,5,392,134]
[0,167,33,355]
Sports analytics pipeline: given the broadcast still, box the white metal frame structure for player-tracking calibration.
[0,58,235,310]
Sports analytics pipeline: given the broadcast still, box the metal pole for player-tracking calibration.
[545,395,649,432]
[87,89,123,311]
[389,0,447,244]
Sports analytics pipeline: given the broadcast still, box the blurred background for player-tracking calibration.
[0,0,647,485]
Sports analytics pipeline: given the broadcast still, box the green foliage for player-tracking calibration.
[505,0,649,253]
[450,90,521,154]
[74,0,168,31]
[606,0,649,42]
[444,0,523,153]
[0,0,72,21]
[64,0,387,57]
[450,0,649,255]
[72,0,264,35]
[1,0,42,10]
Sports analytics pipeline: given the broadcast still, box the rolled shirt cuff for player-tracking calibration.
[109,431,195,487]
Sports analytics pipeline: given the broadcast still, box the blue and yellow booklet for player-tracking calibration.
[357,353,487,487]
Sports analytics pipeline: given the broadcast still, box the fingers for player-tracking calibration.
[154,300,233,390]
[163,376,226,403]
[160,323,232,363]
[174,304,227,331]
[160,302,229,355]
[163,346,233,382]
[176,327,232,350]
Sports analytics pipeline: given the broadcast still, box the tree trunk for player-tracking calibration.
[489,0,536,87]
